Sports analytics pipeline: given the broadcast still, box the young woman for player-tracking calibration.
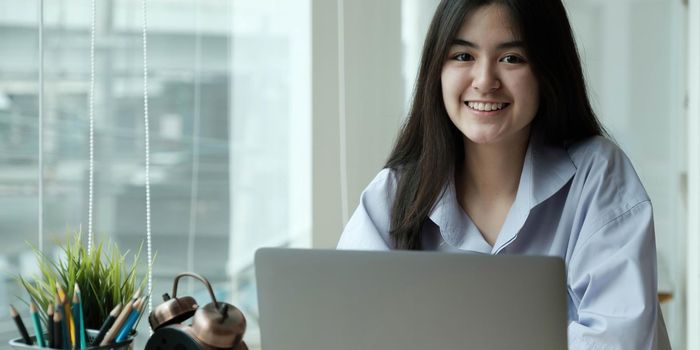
[337,0,669,348]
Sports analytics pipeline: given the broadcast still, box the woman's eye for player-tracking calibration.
[501,55,526,64]
[453,53,474,62]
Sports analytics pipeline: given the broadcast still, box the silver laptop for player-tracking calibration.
[255,248,567,350]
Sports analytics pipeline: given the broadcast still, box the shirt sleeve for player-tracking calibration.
[566,200,661,350]
[336,168,396,250]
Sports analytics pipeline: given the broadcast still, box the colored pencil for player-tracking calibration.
[10,304,32,345]
[47,304,55,349]
[115,298,143,342]
[91,304,121,346]
[70,284,86,349]
[53,307,64,350]
[71,288,80,349]
[30,301,46,347]
[99,298,134,346]
[56,292,68,350]
[132,294,149,331]
[76,284,86,350]
[56,282,73,349]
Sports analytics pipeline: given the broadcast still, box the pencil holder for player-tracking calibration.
[8,329,135,350]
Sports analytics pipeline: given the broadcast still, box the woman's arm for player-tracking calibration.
[566,200,661,350]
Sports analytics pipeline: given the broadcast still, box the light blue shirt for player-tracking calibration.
[337,135,666,349]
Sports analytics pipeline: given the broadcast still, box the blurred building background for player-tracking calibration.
[0,0,311,347]
[0,0,695,349]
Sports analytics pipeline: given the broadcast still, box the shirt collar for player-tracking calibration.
[428,133,576,253]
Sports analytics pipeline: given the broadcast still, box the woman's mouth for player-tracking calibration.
[465,101,510,112]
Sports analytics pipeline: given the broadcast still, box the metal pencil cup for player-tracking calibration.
[9,329,135,350]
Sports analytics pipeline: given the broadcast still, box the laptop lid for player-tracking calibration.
[255,248,567,350]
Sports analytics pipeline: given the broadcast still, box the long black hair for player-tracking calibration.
[386,0,605,250]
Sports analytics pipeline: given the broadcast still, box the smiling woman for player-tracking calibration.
[337,0,669,349]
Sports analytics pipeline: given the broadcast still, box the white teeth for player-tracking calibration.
[467,102,506,111]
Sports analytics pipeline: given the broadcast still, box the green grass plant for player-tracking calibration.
[18,233,147,329]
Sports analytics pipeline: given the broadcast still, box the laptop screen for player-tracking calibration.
[255,248,567,350]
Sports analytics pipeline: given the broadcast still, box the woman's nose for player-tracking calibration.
[471,61,501,92]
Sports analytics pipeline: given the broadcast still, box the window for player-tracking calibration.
[0,1,310,348]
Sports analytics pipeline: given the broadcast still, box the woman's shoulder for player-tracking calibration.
[566,135,624,165]
[564,135,651,229]
[360,167,400,207]
[368,167,398,185]
[566,136,643,185]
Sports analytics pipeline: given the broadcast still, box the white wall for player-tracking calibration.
[311,0,403,248]
[686,0,700,348]
[401,0,440,112]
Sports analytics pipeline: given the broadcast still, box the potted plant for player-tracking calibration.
[17,233,147,330]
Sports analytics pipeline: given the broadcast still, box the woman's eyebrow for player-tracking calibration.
[451,38,525,50]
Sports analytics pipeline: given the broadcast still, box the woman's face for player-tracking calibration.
[441,4,539,147]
